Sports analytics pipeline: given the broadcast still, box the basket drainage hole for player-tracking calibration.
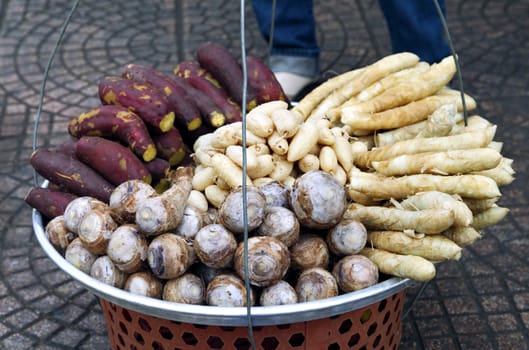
[207,336,224,349]
[328,343,340,350]
[119,321,128,335]
[339,319,353,334]
[133,332,145,345]
[288,333,305,347]
[152,341,165,350]
[122,309,132,322]
[348,333,360,347]
[261,337,279,349]
[367,322,378,336]
[138,317,152,332]
[182,332,198,345]
[159,326,174,340]
[234,338,251,350]
[373,334,382,348]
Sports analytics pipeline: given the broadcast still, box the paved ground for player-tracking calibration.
[0,0,528,349]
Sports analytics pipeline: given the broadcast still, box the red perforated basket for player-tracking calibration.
[100,290,406,350]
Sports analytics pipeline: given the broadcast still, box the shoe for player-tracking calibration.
[274,72,315,101]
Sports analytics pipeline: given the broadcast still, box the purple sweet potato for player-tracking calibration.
[246,55,290,105]
[121,63,203,132]
[98,76,175,132]
[174,60,242,123]
[25,187,77,219]
[68,105,157,162]
[196,42,257,111]
[150,126,187,166]
[30,148,115,202]
[75,136,152,186]
[171,76,226,128]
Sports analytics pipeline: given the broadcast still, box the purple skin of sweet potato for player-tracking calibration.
[121,64,202,132]
[68,105,157,162]
[196,42,257,110]
[30,148,115,202]
[75,136,152,186]
[174,60,242,123]
[149,126,187,167]
[171,76,226,129]
[25,187,77,219]
[246,55,290,105]
[98,76,175,132]
[143,158,170,183]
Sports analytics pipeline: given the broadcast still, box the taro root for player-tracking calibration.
[64,238,98,274]
[332,255,379,293]
[147,233,195,279]
[233,236,290,287]
[260,280,298,306]
[136,166,193,236]
[107,224,148,273]
[189,262,230,286]
[90,255,128,288]
[124,271,163,298]
[45,215,76,253]
[289,170,346,229]
[326,218,368,256]
[257,180,290,208]
[290,234,329,270]
[194,224,237,269]
[77,208,118,255]
[163,273,205,304]
[174,205,205,240]
[63,196,108,233]
[109,180,156,223]
[219,186,266,233]
[256,206,300,247]
[295,267,339,302]
[206,274,255,307]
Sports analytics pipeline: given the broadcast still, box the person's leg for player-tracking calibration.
[252,0,320,98]
[378,0,450,63]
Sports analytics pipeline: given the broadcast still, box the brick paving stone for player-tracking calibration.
[1,0,528,349]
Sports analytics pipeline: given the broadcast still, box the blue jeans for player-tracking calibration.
[252,0,450,76]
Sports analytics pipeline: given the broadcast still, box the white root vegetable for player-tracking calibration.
[210,153,253,188]
[267,131,289,155]
[147,233,195,280]
[355,126,496,169]
[219,186,266,233]
[257,180,290,208]
[135,167,193,235]
[471,205,509,230]
[65,238,98,274]
[163,273,205,304]
[256,206,300,247]
[309,52,420,121]
[124,272,163,299]
[371,148,502,176]
[204,184,228,208]
[268,154,294,182]
[344,203,454,235]
[399,191,473,227]
[271,109,303,138]
[326,218,367,256]
[107,224,148,273]
[367,231,462,261]
[78,208,117,255]
[360,247,436,282]
[332,255,379,292]
[463,197,499,214]
[174,205,204,239]
[109,180,156,223]
[471,157,515,186]
[290,234,329,270]
[260,280,298,306]
[246,110,274,138]
[246,154,275,179]
[210,122,266,149]
[287,121,320,162]
[194,224,237,268]
[290,170,346,229]
[443,226,481,247]
[298,154,320,173]
[234,236,290,287]
[206,274,255,307]
[225,145,258,171]
[90,255,128,288]
[187,190,209,213]
[191,165,216,191]
[295,267,339,302]
[63,196,108,233]
[347,171,501,200]
[319,146,338,173]
[45,215,75,253]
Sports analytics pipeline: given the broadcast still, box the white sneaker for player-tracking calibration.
[274,72,314,100]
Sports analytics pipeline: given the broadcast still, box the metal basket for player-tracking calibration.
[33,202,411,349]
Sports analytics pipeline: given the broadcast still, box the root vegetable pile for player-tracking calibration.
[28,48,515,307]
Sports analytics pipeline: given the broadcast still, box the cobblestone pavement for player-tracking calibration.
[1,0,528,349]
